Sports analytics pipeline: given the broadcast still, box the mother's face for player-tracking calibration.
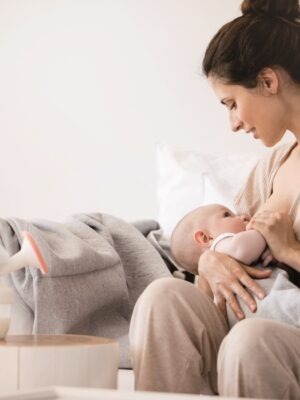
[209,71,288,147]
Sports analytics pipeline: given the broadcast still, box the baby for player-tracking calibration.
[171,204,272,276]
[171,204,300,329]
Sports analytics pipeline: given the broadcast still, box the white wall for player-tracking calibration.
[0,0,285,221]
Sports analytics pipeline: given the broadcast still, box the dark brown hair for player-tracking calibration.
[202,0,300,88]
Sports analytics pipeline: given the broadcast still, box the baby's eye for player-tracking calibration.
[224,211,231,217]
[230,102,237,110]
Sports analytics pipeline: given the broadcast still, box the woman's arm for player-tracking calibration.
[246,210,300,272]
[198,251,272,320]
[284,247,300,272]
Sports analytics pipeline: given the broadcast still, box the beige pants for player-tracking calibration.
[129,278,300,399]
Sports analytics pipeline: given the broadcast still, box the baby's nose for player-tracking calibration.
[239,214,250,223]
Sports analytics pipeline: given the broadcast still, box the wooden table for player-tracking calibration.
[0,334,119,395]
[0,386,266,400]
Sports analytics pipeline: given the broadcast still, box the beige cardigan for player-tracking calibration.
[234,140,300,240]
[226,141,300,328]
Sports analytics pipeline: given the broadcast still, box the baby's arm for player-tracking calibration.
[214,230,267,265]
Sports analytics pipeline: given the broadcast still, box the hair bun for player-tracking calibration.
[241,0,300,22]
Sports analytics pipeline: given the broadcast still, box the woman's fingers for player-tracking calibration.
[221,268,269,318]
[216,275,265,320]
[247,209,281,227]
[198,251,270,320]
[247,210,298,264]
[229,280,257,312]
[227,265,270,311]
[262,254,273,267]
[219,284,245,320]
[242,266,271,299]
[260,248,274,267]
[245,265,272,279]
[232,264,267,298]
[213,292,228,322]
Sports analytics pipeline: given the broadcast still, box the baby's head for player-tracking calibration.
[170,204,250,275]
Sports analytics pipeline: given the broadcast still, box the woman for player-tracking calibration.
[129,0,300,398]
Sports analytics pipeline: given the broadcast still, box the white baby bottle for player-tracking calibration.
[0,232,48,339]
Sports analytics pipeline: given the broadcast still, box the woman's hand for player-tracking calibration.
[246,210,300,265]
[260,248,274,267]
[198,250,272,320]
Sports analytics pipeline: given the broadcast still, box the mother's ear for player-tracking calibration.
[194,230,212,248]
[257,67,279,95]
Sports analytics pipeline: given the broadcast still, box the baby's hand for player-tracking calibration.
[260,248,274,267]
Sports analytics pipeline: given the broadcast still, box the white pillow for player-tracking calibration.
[156,143,260,238]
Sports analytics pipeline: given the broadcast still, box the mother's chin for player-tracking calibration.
[258,129,287,147]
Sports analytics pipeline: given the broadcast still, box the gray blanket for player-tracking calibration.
[0,213,171,368]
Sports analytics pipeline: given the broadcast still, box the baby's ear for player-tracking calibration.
[194,230,211,248]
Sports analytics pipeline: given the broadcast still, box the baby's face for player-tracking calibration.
[205,205,250,238]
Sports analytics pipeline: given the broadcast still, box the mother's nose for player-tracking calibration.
[230,113,243,132]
